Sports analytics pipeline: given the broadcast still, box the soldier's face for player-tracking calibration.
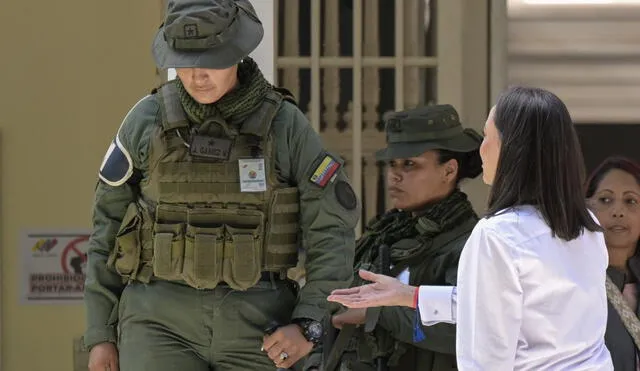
[176,65,239,104]
[386,150,458,211]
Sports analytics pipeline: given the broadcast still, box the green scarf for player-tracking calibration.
[353,189,477,286]
[176,56,271,125]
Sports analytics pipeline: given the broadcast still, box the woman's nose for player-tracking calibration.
[611,205,625,218]
[388,169,402,183]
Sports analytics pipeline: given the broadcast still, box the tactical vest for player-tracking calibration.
[107,82,301,291]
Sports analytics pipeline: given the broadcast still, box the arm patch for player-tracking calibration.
[309,152,342,188]
[335,180,357,210]
[98,136,133,187]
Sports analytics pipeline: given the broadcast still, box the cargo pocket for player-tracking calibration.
[223,224,263,291]
[152,223,185,281]
[183,224,224,289]
[109,202,142,279]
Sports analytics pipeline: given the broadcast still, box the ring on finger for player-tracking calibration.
[279,351,289,361]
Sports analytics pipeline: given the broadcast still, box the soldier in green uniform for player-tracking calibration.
[83,1,360,370]
[326,105,482,371]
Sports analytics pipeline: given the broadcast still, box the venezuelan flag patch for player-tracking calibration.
[310,153,341,187]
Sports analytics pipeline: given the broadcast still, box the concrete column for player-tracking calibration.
[490,0,508,104]
[438,0,495,213]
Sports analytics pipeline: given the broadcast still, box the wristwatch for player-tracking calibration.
[294,318,324,346]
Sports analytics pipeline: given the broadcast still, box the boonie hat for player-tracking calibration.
[376,104,483,161]
[152,0,263,69]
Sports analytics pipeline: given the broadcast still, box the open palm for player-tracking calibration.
[327,270,415,308]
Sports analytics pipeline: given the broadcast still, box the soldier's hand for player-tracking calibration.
[262,324,313,369]
[331,308,366,329]
[88,342,119,371]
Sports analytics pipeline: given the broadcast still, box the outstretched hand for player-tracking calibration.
[327,269,416,308]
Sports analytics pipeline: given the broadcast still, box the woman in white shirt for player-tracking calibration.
[328,85,614,370]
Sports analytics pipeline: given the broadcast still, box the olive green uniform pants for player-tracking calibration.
[117,277,298,371]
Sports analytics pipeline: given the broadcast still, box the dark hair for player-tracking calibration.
[585,156,640,198]
[486,85,601,240]
[438,149,482,184]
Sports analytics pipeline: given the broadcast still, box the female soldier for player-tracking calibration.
[328,104,483,370]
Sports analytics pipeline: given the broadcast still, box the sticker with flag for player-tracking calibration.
[309,154,341,188]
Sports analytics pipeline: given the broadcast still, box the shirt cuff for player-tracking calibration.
[417,285,457,326]
[292,303,326,323]
[83,325,118,350]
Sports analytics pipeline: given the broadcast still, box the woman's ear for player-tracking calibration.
[443,159,459,183]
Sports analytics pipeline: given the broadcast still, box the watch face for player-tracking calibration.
[307,322,323,339]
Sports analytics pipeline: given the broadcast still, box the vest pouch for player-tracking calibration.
[110,202,143,279]
[152,223,185,281]
[182,224,224,289]
[222,210,264,290]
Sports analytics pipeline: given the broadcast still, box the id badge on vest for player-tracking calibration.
[239,158,267,192]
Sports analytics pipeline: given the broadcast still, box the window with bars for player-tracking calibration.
[275,0,438,230]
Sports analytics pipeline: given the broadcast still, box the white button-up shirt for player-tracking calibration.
[418,206,613,370]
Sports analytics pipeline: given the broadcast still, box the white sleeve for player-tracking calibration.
[456,221,523,370]
[417,285,457,325]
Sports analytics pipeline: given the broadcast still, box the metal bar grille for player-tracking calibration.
[310,0,321,133]
[395,0,405,110]
[352,0,364,235]
[275,0,442,237]
[277,56,438,68]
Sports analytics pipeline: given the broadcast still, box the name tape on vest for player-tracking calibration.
[190,135,232,160]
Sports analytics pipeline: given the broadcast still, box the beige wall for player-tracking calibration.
[507,0,640,123]
[0,1,161,370]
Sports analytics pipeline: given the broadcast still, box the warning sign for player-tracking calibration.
[21,231,90,304]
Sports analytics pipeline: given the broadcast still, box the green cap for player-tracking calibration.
[375,104,483,161]
[152,0,263,70]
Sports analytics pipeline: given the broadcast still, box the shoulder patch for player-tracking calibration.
[335,180,357,210]
[309,152,342,188]
[98,136,133,187]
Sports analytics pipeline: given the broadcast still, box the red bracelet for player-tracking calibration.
[412,286,420,309]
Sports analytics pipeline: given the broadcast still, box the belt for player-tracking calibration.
[260,271,287,281]
[147,272,286,287]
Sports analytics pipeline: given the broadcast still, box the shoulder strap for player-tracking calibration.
[606,275,640,349]
[239,89,284,138]
[156,81,190,131]
[273,86,298,105]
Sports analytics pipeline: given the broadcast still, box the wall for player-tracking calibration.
[508,0,640,123]
[0,1,162,370]
[507,0,640,172]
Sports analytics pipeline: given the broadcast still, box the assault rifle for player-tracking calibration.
[323,244,391,371]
